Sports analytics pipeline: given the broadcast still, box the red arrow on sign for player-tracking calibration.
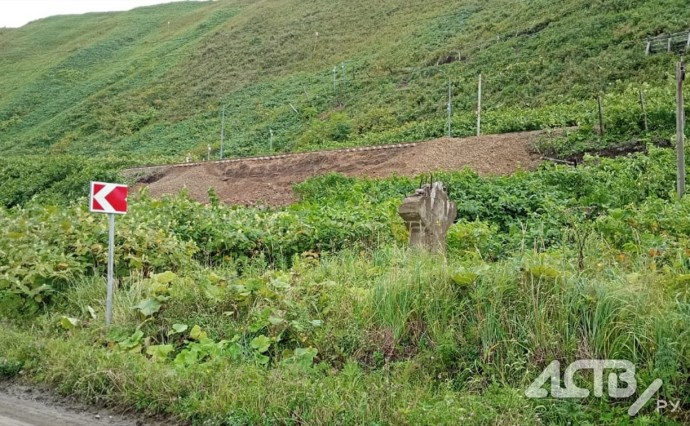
[90,182,128,214]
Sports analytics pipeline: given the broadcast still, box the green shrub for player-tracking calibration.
[446,220,499,259]
[0,358,23,378]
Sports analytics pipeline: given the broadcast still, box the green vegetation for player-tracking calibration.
[2,148,690,424]
[3,0,690,424]
[0,155,137,208]
[1,0,689,159]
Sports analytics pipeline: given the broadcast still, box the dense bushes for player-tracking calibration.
[2,148,690,423]
[2,145,686,313]
[0,155,134,208]
[0,188,394,312]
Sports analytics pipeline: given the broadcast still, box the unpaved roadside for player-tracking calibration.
[0,383,173,426]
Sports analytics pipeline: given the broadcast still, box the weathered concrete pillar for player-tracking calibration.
[398,182,457,252]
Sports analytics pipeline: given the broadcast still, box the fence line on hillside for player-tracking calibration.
[210,67,674,162]
[645,30,690,55]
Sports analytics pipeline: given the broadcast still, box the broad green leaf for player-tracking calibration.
[58,316,79,330]
[451,270,478,286]
[525,265,561,280]
[168,323,188,335]
[250,335,271,353]
[174,349,198,367]
[28,284,52,297]
[269,273,290,289]
[189,324,208,341]
[268,316,284,325]
[146,344,174,361]
[134,298,162,317]
[286,347,318,367]
[153,271,177,285]
[118,330,144,351]
[255,353,270,365]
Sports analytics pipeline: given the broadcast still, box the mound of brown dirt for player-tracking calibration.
[134,131,544,206]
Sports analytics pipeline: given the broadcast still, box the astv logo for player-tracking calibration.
[525,360,667,416]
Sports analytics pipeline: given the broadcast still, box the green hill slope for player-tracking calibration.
[0,0,688,160]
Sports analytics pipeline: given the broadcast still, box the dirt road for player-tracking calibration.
[0,385,166,426]
[130,130,547,206]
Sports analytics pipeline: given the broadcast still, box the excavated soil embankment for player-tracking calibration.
[133,131,546,206]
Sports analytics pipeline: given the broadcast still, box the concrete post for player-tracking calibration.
[398,182,457,252]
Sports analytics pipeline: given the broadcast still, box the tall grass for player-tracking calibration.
[1,231,688,423]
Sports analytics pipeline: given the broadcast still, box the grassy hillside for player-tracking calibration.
[4,3,690,424]
[1,0,689,160]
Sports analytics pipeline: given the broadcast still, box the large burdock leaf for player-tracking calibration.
[153,271,177,285]
[451,264,489,287]
[250,335,271,353]
[451,269,478,287]
[525,264,561,281]
[292,347,318,367]
[118,330,144,352]
[168,323,188,335]
[58,316,79,330]
[146,344,174,361]
[189,324,208,341]
[134,297,162,317]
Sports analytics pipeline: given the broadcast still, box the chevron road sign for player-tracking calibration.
[89,181,128,326]
[90,182,128,214]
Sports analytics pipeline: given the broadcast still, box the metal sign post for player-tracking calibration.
[106,213,115,326]
[89,181,128,326]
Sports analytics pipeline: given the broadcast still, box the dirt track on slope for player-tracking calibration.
[0,383,169,426]
[134,131,545,206]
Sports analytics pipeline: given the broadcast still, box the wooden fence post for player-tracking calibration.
[477,73,482,137]
[639,90,648,132]
[597,95,604,137]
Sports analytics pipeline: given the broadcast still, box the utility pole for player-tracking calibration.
[447,79,452,137]
[477,73,482,137]
[269,128,274,154]
[676,61,686,198]
[220,105,226,160]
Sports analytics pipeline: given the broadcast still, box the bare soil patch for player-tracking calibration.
[0,382,172,426]
[137,131,544,206]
